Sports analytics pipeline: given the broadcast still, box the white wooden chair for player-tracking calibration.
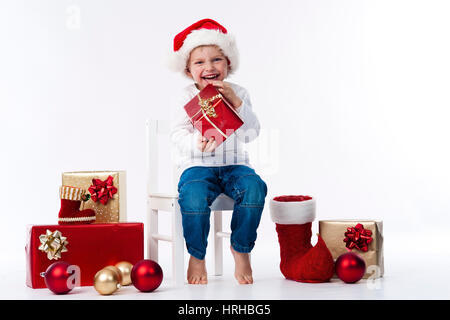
[146,119,235,286]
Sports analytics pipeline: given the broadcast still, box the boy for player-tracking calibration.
[169,19,267,285]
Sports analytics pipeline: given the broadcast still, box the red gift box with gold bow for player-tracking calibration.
[184,84,244,147]
[25,223,144,288]
[319,220,384,279]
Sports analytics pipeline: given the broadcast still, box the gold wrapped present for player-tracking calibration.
[319,220,384,279]
[62,171,127,223]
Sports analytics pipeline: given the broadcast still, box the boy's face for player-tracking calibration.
[185,45,229,90]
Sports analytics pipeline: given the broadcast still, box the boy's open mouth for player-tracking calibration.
[202,74,219,80]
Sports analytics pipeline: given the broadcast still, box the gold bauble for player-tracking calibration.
[103,266,123,285]
[94,267,121,295]
[115,261,133,286]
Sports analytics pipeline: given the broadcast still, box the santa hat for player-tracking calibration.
[168,19,239,74]
[269,195,316,225]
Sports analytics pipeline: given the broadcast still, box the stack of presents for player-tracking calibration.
[25,171,144,289]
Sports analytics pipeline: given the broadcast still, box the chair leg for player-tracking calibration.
[148,206,159,262]
[213,210,223,276]
[172,201,185,286]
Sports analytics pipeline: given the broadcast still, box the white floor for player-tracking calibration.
[3,236,450,300]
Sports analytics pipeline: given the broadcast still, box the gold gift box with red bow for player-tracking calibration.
[62,171,127,223]
[319,220,384,279]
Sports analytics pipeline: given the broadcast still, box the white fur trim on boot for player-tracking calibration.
[270,197,316,225]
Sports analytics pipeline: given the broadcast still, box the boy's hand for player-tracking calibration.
[211,81,242,110]
[197,135,217,152]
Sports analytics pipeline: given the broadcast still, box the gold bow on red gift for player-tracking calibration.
[88,175,117,205]
[189,93,222,122]
[196,93,222,119]
[38,230,69,260]
[343,223,373,252]
[190,93,229,139]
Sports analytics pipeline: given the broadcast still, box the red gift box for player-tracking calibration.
[184,84,244,147]
[25,223,144,288]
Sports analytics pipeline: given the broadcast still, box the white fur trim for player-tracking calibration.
[168,29,239,74]
[269,198,316,225]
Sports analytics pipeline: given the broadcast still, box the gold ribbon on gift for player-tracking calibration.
[38,230,69,260]
[190,93,229,139]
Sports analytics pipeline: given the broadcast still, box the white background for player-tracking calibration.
[1,0,450,299]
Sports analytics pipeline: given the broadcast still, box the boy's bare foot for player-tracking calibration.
[187,255,208,284]
[230,246,253,284]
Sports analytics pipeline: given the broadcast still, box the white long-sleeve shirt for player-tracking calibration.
[170,82,261,173]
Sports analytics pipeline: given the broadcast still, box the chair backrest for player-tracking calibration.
[146,119,178,195]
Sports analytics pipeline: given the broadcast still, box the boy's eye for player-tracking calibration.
[214,58,222,62]
[195,61,203,64]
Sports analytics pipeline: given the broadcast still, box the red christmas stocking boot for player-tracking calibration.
[270,195,334,283]
[58,186,96,225]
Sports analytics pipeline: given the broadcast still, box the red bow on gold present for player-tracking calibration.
[88,175,117,205]
[343,223,373,252]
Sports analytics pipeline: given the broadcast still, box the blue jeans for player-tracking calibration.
[177,165,268,260]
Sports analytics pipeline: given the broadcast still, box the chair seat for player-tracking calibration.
[148,192,178,199]
[210,193,235,211]
[148,192,235,211]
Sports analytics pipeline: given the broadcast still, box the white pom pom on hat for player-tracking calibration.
[270,195,316,225]
[168,18,239,74]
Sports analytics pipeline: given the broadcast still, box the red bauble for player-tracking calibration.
[131,259,163,292]
[43,261,76,294]
[335,252,366,283]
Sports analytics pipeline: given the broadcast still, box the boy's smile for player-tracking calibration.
[202,74,220,80]
[185,45,229,90]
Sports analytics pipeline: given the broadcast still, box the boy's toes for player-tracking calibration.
[187,275,197,284]
[244,275,253,284]
[196,274,207,284]
[187,275,208,285]
[235,273,253,285]
[236,275,246,284]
